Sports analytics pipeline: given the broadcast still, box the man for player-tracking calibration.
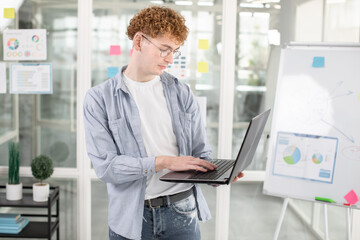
[84,6,243,240]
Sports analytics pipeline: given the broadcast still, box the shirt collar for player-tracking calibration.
[114,65,179,96]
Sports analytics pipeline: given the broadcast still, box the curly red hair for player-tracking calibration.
[127,6,189,45]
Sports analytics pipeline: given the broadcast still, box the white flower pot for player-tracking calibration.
[6,182,23,201]
[33,183,49,202]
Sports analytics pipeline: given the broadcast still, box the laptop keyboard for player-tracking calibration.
[190,159,235,180]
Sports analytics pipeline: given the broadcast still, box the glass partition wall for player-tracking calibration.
[0,0,79,239]
[229,0,360,240]
[0,0,359,239]
[0,11,18,164]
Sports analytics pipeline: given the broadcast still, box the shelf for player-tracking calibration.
[0,221,58,238]
[0,185,59,239]
[0,186,59,208]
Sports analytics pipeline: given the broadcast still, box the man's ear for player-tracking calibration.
[133,33,142,51]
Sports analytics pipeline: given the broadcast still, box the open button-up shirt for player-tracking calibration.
[83,66,212,240]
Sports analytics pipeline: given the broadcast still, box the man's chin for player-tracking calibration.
[156,69,165,75]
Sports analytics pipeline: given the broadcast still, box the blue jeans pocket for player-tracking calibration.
[171,194,197,215]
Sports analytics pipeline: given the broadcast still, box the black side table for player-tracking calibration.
[0,185,60,239]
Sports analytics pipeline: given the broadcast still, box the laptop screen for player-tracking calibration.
[227,109,270,181]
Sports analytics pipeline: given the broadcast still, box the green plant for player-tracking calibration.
[8,141,20,184]
[31,155,54,183]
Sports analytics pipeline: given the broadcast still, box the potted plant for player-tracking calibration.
[31,155,54,202]
[6,141,22,201]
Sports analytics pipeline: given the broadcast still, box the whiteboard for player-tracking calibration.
[263,43,360,208]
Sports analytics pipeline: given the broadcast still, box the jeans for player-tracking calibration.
[109,194,201,240]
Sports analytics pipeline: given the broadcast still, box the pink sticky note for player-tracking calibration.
[344,190,359,205]
[110,45,121,55]
[130,48,133,57]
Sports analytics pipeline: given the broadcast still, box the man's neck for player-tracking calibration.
[124,61,157,83]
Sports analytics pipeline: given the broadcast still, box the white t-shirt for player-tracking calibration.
[123,74,193,199]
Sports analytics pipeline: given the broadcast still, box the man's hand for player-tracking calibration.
[211,172,245,187]
[155,156,217,172]
[232,172,245,183]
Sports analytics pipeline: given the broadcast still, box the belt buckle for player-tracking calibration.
[147,199,154,209]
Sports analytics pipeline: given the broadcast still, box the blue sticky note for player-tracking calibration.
[312,56,325,68]
[107,67,119,77]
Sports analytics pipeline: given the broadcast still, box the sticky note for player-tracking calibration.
[4,8,15,19]
[344,189,359,205]
[109,45,121,55]
[107,67,119,78]
[312,56,324,68]
[198,39,209,50]
[130,49,133,57]
[197,62,209,73]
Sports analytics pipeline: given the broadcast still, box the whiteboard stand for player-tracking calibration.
[323,204,329,240]
[273,198,332,240]
[323,204,353,240]
[322,204,352,240]
[346,208,352,240]
[273,197,289,240]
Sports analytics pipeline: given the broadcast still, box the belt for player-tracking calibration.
[145,187,194,208]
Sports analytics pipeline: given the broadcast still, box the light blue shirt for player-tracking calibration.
[83,66,212,240]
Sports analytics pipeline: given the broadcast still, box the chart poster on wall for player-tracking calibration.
[10,63,52,94]
[0,62,6,93]
[3,29,47,61]
[273,132,338,183]
[165,43,187,81]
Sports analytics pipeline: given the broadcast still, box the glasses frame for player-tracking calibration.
[141,34,181,59]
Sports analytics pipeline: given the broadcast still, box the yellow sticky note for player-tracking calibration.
[198,39,209,50]
[4,8,15,19]
[197,62,209,73]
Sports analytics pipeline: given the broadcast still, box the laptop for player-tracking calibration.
[160,109,271,185]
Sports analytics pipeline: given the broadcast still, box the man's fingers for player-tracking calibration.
[193,165,208,172]
[232,172,245,183]
[232,176,239,183]
[169,156,218,172]
[191,158,217,170]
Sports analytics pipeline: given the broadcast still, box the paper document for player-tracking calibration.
[0,63,6,93]
[272,131,338,183]
[3,29,47,61]
[165,44,187,80]
[10,63,52,94]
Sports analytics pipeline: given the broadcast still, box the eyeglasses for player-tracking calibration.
[141,34,181,59]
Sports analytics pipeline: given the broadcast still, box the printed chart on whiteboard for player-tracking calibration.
[3,29,47,61]
[272,132,338,183]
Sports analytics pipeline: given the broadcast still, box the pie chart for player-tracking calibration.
[7,38,19,50]
[283,145,301,165]
[312,153,323,164]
